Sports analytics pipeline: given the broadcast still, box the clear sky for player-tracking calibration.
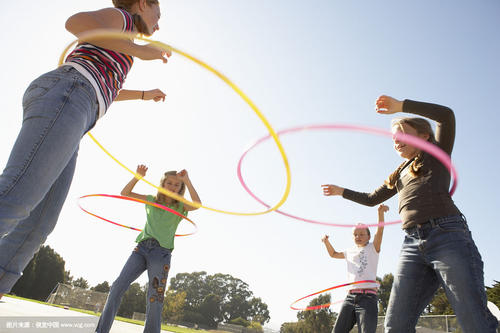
[1,0,499,330]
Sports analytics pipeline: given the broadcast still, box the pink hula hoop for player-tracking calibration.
[237,124,458,227]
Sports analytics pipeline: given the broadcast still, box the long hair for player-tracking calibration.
[385,117,437,189]
[112,0,159,35]
[155,171,185,206]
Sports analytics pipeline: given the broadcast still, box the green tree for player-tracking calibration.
[169,271,270,327]
[64,270,73,285]
[72,277,89,289]
[229,317,250,327]
[117,282,146,318]
[199,293,222,327]
[249,297,270,324]
[297,294,335,333]
[376,273,393,315]
[280,321,308,333]
[163,290,186,323]
[486,280,500,308]
[11,245,65,301]
[92,281,110,293]
[428,287,454,315]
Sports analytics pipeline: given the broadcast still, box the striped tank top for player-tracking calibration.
[64,8,135,119]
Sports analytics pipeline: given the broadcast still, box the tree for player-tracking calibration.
[249,297,270,324]
[64,270,73,285]
[163,290,186,323]
[72,277,89,289]
[486,280,500,308]
[377,273,393,315]
[117,282,146,318]
[280,321,308,333]
[11,245,65,301]
[199,293,222,327]
[428,287,454,315]
[296,294,336,333]
[92,281,110,293]
[168,271,270,327]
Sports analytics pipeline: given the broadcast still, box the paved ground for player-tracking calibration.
[0,296,173,332]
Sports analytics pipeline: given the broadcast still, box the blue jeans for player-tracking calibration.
[384,215,498,333]
[96,239,172,333]
[333,293,378,333]
[0,66,98,293]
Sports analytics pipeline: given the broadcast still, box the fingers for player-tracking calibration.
[321,184,334,196]
[378,204,389,213]
[136,164,148,176]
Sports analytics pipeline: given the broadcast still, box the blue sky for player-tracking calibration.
[1,0,499,330]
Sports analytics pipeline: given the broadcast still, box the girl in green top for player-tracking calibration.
[96,164,201,333]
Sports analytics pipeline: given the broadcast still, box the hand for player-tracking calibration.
[375,95,403,114]
[137,43,171,63]
[321,235,329,243]
[143,89,166,102]
[378,204,389,214]
[136,164,148,178]
[176,169,190,183]
[321,184,344,196]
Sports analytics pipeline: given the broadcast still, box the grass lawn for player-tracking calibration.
[4,294,212,333]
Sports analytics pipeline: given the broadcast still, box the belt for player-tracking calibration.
[404,214,465,235]
[349,289,377,295]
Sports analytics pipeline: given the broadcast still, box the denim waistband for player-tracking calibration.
[139,238,161,247]
[404,214,466,235]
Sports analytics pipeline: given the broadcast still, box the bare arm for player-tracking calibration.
[321,235,345,259]
[373,205,388,253]
[65,8,169,62]
[115,89,166,102]
[177,170,201,212]
[121,164,148,201]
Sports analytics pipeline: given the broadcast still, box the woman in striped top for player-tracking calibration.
[0,0,168,299]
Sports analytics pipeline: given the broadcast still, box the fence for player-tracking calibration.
[349,314,500,333]
[46,283,108,313]
[217,323,262,333]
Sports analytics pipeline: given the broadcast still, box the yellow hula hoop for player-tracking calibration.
[59,30,291,216]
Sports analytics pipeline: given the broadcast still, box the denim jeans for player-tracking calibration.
[333,293,378,333]
[0,66,98,293]
[384,215,498,333]
[96,239,172,333]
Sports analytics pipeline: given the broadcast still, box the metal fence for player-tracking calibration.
[349,315,499,333]
[46,283,108,313]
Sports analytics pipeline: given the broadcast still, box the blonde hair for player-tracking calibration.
[112,0,160,35]
[155,171,185,206]
[385,117,436,189]
[353,223,370,237]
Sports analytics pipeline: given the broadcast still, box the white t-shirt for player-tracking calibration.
[343,242,379,290]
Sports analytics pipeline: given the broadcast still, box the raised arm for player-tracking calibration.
[65,8,170,62]
[176,170,202,212]
[376,95,456,155]
[121,164,148,201]
[322,235,345,259]
[373,204,388,253]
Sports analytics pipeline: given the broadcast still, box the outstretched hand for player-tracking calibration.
[375,95,403,114]
[137,43,172,63]
[321,184,344,196]
[143,89,166,102]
